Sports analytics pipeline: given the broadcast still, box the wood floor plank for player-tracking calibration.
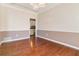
[0,37,79,56]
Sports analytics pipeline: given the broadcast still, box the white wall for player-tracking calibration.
[0,4,37,31]
[37,4,79,49]
[37,4,79,33]
[0,4,8,31]
[0,4,37,43]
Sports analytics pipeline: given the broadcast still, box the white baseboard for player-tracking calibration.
[1,37,30,44]
[37,35,79,50]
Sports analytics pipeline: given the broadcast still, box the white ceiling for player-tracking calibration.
[10,3,60,13]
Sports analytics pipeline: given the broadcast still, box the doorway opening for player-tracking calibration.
[30,18,36,49]
[30,18,36,37]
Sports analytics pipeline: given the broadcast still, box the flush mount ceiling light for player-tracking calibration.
[30,3,46,10]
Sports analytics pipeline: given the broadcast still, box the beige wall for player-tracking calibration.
[0,4,37,31]
[0,4,37,43]
[37,4,79,49]
[0,4,8,31]
[38,4,79,33]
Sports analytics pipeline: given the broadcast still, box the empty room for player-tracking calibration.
[0,3,79,56]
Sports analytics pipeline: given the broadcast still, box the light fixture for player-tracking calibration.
[30,3,46,10]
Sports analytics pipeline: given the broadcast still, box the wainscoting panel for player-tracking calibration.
[0,30,29,43]
[37,30,79,50]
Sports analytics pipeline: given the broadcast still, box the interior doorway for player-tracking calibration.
[30,18,36,49]
[30,18,36,38]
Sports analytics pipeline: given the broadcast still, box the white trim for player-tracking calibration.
[1,37,29,43]
[37,35,79,50]
[0,30,29,31]
[37,29,79,33]
[1,4,36,14]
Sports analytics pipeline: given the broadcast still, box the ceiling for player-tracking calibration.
[9,3,60,13]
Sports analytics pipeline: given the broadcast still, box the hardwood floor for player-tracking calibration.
[0,37,79,56]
